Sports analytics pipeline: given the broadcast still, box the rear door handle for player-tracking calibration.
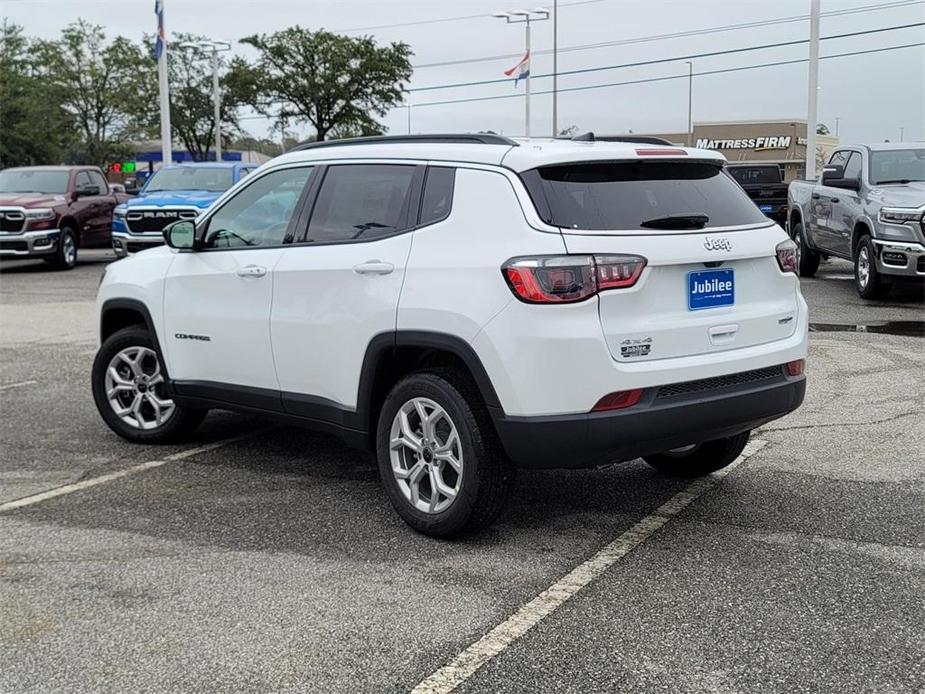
[236,264,267,278]
[353,260,394,275]
[811,193,821,199]
[830,198,839,203]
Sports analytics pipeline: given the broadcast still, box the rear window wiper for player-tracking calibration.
[639,214,709,230]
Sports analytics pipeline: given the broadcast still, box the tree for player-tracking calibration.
[0,21,76,167]
[34,21,150,167]
[816,123,830,135]
[237,28,412,141]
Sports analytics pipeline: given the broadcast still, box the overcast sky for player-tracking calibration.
[4,0,924,145]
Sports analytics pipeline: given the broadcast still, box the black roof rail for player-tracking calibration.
[561,133,676,146]
[289,133,519,152]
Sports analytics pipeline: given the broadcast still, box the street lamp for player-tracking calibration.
[684,61,693,147]
[492,8,550,138]
[179,39,231,161]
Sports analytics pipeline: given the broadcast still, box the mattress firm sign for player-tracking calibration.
[695,136,792,151]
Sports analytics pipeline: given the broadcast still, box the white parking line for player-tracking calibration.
[0,380,38,392]
[0,427,272,513]
[411,439,768,694]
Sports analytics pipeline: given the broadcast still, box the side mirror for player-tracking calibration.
[76,184,101,198]
[821,165,844,185]
[164,220,197,250]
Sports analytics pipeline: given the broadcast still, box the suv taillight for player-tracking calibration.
[776,239,798,273]
[502,255,646,304]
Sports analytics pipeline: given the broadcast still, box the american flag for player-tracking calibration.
[154,0,165,60]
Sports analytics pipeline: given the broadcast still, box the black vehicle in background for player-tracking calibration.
[726,163,789,227]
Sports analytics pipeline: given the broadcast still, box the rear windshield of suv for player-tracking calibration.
[145,167,234,193]
[521,161,769,230]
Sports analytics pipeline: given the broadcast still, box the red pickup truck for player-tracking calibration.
[0,165,130,270]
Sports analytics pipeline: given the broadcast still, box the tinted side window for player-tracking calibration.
[306,164,416,243]
[419,167,456,225]
[88,170,108,193]
[203,166,312,249]
[828,150,850,168]
[843,152,862,181]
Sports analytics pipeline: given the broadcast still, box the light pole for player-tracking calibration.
[900,127,905,142]
[685,61,693,147]
[493,8,550,138]
[834,116,840,137]
[179,39,231,161]
[552,0,558,137]
[805,0,821,180]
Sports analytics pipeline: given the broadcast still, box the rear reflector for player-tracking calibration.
[591,389,643,412]
[786,359,805,376]
[635,148,688,156]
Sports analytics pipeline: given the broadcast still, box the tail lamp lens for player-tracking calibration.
[591,388,643,412]
[502,255,646,304]
[786,359,805,376]
[776,239,798,273]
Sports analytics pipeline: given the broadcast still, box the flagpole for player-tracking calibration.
[524,18,531,139]
[157,0,173,166]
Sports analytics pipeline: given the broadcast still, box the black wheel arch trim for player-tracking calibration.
[99,298,170,380]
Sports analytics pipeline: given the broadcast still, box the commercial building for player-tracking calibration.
[638,120,839,181]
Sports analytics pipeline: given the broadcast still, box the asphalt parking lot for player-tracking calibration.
[1,251,923,694]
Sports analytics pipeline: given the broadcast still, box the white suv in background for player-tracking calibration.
[92,134,808,538]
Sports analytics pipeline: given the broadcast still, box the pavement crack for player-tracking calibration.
[761,409,923,432]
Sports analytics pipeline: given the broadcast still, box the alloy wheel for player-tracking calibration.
[857,246,870,288]
[389,397,463,514]
[62,233,76,266]
[104,346,175,430]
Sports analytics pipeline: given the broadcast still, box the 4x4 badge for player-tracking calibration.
[704,237,733,252]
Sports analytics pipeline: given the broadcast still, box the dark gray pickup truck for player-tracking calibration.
[788,143,925,299]
[727,163,789,228]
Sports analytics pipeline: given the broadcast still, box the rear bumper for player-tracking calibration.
[873,240,925,279]
[492,369,805,469]
[0,229,61,258]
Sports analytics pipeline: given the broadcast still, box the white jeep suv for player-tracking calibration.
[92,134,808,537]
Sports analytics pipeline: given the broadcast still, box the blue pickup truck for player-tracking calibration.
[111,162,258,257]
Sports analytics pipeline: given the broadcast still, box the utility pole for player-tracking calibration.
[407,102,412,135]
[179,39,231,161]
[493,8,550,138]
[552,0,558,137]
[155,0,172,165]
[900,126,905,142]
[834,116,840,136]
[805,0,821,180]
[685,61,693,147]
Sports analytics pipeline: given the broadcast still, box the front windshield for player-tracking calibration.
[870,149,925,184]
[0,170,69,195]
[145,167,234,193]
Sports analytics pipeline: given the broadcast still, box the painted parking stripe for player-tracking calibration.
[0,427,273,513]
[0,380,38,392]
[411,439,768,694]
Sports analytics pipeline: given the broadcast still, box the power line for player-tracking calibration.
[409,21,925,92]
[235,40,924,120]
[413,0,925,69]
[412,41,925,108]
[332,0,609,34]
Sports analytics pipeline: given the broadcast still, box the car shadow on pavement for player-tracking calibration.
[9,420,692,559]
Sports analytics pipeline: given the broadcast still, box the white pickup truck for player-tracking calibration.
[787,143,925,299]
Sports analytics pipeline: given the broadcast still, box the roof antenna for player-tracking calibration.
[572,131,595,142]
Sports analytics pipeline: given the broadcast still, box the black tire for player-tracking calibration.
[854,234,891,300]
[376,368,514,538]
[791,222,820,277]
[643,431,750,478]
[92,326,207,443]
[49,226,78,270]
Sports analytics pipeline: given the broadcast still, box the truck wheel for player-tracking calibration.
[376,368,514,538]
[643,431,750,478]
[92,326,207,443]
[49,227,78,270]
[854,235,890,300]
[791,223,820,277]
